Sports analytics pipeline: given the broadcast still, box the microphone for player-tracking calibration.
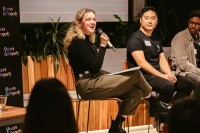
[171,65,177,77]
[97,28,116,51]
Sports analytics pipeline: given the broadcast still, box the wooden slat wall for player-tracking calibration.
[21,56,154,132]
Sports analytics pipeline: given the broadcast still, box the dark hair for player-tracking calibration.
[188,9,200,19]
[140,6,158,18]
[23,78,78,133]
[167,98,200,133]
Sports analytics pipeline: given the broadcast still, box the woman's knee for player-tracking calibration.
[130,89,143,98]
[131,70,143,78]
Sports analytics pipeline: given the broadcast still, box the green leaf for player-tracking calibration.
[22,56,28,66]
[20,17,69,73]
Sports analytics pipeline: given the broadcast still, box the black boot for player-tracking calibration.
[119,117,126,133]
[108,117,126,133]
[145,96,170,117]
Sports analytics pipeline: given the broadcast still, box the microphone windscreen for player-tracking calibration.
[97,28,103,35]
[171,65,177,71]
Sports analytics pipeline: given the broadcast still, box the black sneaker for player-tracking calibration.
[108,120,126,133]
[159,101,172,109]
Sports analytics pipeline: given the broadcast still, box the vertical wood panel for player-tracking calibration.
[21,60,29,94]
[27,56,35,93]
[40,58,48,78]
[66,64,74,91]
[82,101,90,131]
[57,56,68,89]
[94,101,101,129]
[55,59,61,80]
[47,56,54,78]
[34,61,42,82]
[101,101,108,129]
[138,100,145,125]
[88,101,95,130]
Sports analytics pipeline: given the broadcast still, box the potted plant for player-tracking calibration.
[20,17,69,72]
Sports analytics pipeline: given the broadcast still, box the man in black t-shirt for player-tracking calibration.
[127,30,163,72]
[126,6,193,131]
[127,6,193,106]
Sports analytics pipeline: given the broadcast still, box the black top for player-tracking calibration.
[126,30,164,73]
[68,35,106,79]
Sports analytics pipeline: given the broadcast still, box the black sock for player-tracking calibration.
[115,115,125,121]
[121,116,125,122]
[115,115,125,127]
[144,95,154,103]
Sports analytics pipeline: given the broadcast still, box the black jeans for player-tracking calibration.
[143,73,193,103]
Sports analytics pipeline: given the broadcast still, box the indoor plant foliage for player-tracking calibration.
[109,14,140,48]
[21,17,69,72]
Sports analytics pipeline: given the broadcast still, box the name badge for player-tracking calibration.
[144,41,151,46]
[194,49,197,55]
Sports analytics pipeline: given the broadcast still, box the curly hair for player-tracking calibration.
[188,9,200,19]
[64,8,96,51]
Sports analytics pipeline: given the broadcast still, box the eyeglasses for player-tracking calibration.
[188,20,200,26]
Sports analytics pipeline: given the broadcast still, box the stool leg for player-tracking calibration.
[147,102,151,133]
[148,116,150,133]
[123,117,129,133]
[127,117,129,133]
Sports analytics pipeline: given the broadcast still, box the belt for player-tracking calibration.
[78,71,89,78]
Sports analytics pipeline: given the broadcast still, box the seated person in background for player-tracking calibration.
[167,97,200,133]
[126,6,193,107]
[23,78,78,133]
[64,8,167,133]
[171,9,200,101]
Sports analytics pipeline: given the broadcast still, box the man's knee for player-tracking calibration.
[162,83,175,94]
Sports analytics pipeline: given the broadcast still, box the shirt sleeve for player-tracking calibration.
[127,33,144,53]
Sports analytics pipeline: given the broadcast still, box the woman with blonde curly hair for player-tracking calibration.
[64,8,167,133]
[64,8,96,49]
